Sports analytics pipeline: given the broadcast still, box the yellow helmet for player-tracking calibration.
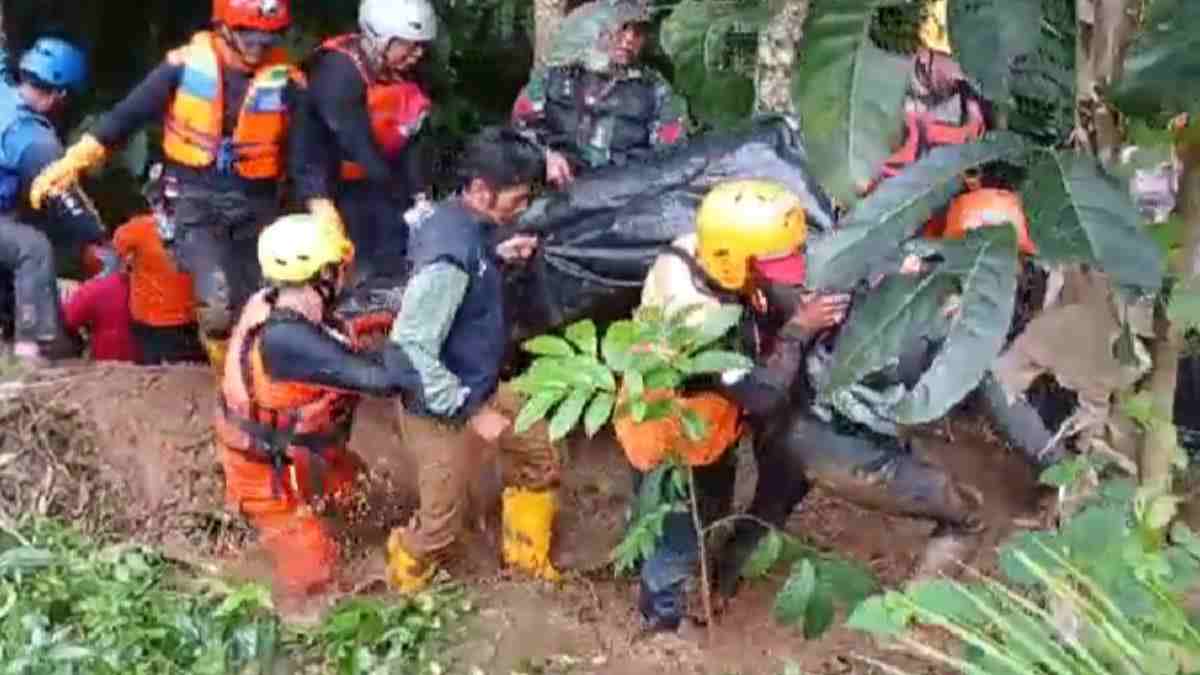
[695,180,807,291]
[919,0,952,55]
[258,214,355,284]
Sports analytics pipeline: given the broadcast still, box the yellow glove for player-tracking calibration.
[30,134,108,210]
[307,198,346,235]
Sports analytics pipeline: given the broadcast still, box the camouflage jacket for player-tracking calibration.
[512,63,688,169]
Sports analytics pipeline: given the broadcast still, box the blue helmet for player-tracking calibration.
[19,37,88,94]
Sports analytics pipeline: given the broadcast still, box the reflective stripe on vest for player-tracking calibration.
[320,35,432,182]
[163,31,294,180]
[214,290,358,461]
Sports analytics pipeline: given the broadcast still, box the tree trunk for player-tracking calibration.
[754,0,809,115]
[533,0,570,68]
[1140,134,1200,491]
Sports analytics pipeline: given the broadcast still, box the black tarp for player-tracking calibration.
[505,115,837,342]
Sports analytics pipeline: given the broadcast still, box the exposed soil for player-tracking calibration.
[0,363,1049,675]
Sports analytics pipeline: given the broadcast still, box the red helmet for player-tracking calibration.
[213,0,292,32]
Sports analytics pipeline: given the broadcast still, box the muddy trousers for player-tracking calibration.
[0,216,61,342]
[131,321,206,365]
[218,443,365,597]
[335,183,412,291]
[392,384,561,564]
[168,188,276,339]
[634,452,737,630]
[717,413,981,596]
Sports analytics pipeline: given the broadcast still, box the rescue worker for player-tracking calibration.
[0,36,106,366]
[215,213,420,616]
[112,165,204,365]
[384,126,564,593]
[865,0,987,192]
[294,0,437,290]
[618,181,984,627]
[31,0,303,373]
[512,0,688,187]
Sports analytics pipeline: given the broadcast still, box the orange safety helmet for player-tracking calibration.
[943,188,1037,255]
[213,0,292,32]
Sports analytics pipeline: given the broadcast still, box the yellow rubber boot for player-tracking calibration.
[200,334,228,375]
[386,529,435,594]
[501,487,561,582]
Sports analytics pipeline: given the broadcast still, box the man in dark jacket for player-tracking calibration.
[512,0,688,187]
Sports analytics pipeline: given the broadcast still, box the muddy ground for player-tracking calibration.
[0,363,1050,675]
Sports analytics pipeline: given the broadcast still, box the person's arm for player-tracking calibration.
[258,318,420,396]
[401,130,430,199]
[15,133,63,195]
[307,51,395,186]
[289,82,332,204]
[649,73,688,148]
[91,61,183,148]
[719,336,808,417]
[389,261,472,416]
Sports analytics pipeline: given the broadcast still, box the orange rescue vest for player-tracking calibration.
[214,289,359,493]
[319,35,432,181]
[163,31,298,180]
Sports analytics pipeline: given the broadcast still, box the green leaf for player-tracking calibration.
[1169,276,1200,332]
[894,228,1020,424]
[602,320,638,371]
[845,594,908,636]
[514,389,568,435]
[814,556,880,609]
[793,0,912,206]
[690,304,744,351]
[821,272,956,395]
[565,354,617,392]
[1109,0,1200,120]
[584,392,615,439]
[683,350,754,375]
[643,399,675,423]
[774,559,817,627]
[679,407,708,443]
[564,320,598,358]
[626,370,645,400]
[660,0,769,129]
[645,368,684,391]
[1021,150,1164,294]
[907,579,987,627]
[522,335,576,357]
[0,547,56,572]
[806,133,1032,291]
[631,398,649,423]
[804,587,836,640]
[741,529,784,580]
[549,389,591,442]
[948,0,1043,107]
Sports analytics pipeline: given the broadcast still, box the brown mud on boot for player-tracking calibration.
[909,484,986,583]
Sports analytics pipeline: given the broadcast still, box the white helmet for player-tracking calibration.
[360,0,438,44]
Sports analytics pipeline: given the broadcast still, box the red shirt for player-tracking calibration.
[62,273,141,363]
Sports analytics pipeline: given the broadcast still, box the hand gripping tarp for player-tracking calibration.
[507,115,837,342]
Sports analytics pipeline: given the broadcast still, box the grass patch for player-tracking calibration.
[0,519,471,674]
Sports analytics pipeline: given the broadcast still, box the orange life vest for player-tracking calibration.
[880,97,986,181]
[163,31,298,180]
[319,35,432,181]
[214,289,359,493]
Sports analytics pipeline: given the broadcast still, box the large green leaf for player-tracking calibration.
[821,272,956,396]
[894,228,1019,424]
[1021,150,1164,294]
[1109,0,1200,120]
[948,0,1042,106]
[806,132,1031,291]
[660,0,770,129]
[792,0,911,206]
